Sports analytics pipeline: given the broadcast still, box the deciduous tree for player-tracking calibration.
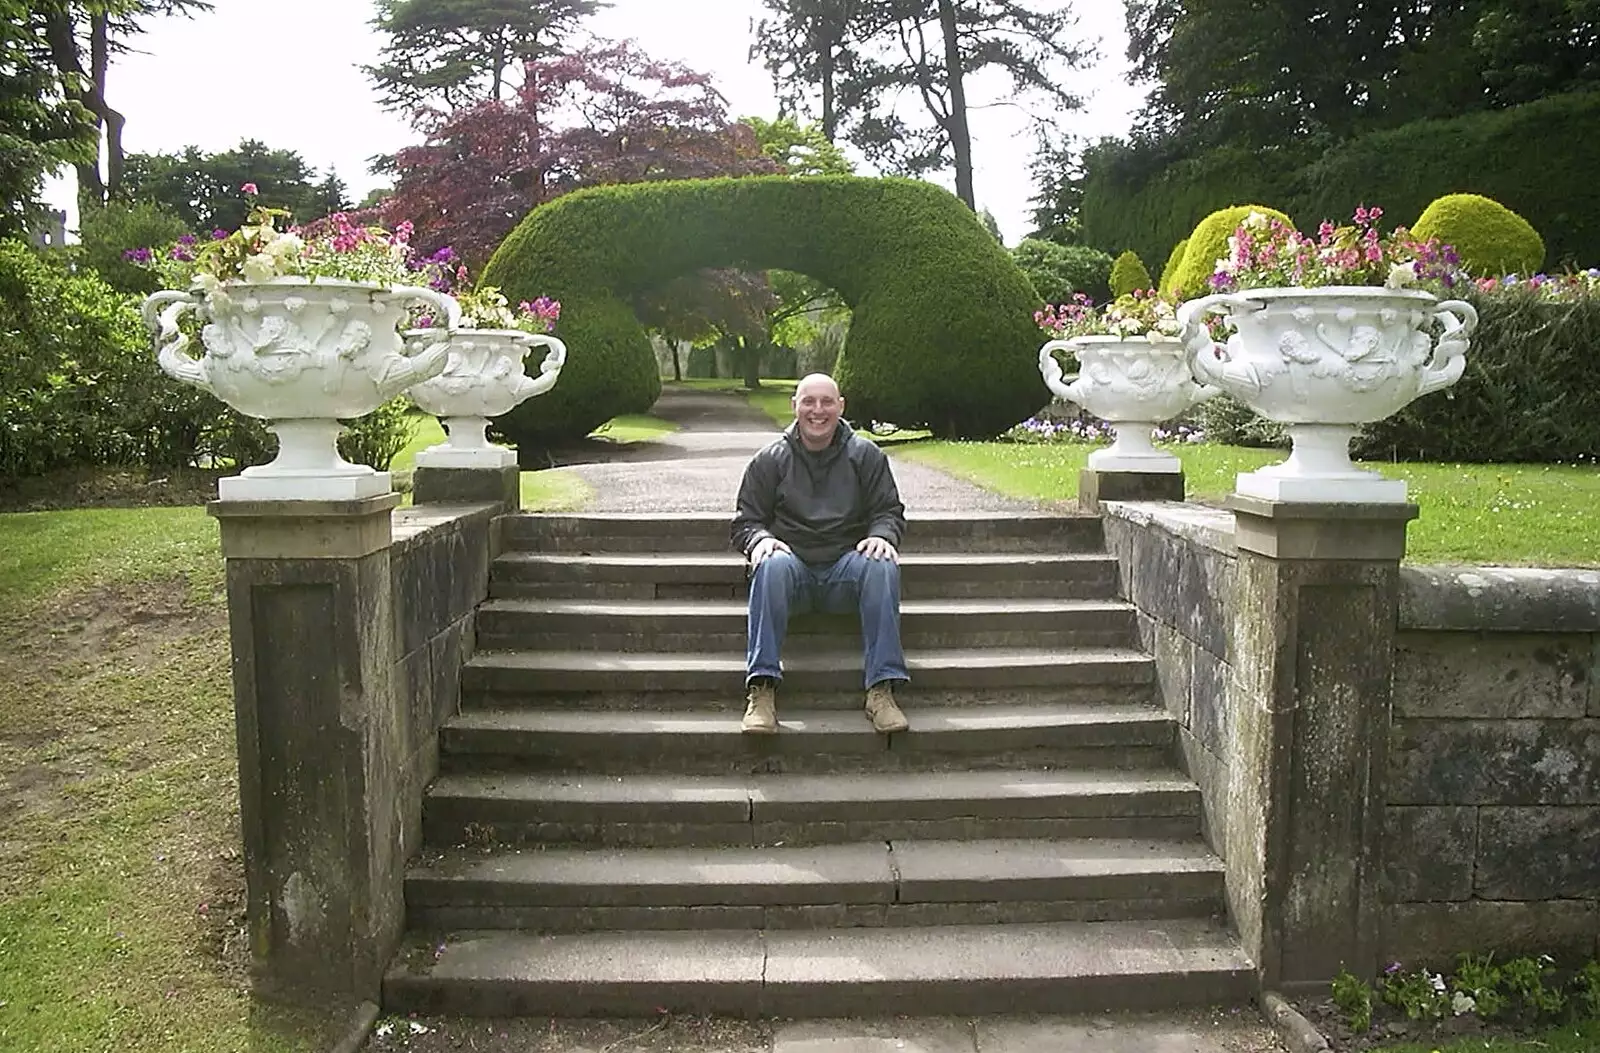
[122,140,349,232]
[382,42,777,265]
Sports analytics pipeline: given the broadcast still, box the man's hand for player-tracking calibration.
[749,536,792,566]
[857,536,899,563]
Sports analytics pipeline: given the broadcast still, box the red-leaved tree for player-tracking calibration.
[382,42,779,266]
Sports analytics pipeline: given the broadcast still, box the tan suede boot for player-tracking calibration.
[741,679,778,734]
[864,681,909,733]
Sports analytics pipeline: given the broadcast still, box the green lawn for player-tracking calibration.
[1371,1019,1600,1052]
[393,409,677,473]
[892,440,1600,567]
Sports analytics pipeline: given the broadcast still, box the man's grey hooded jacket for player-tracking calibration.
[730,420,906,565]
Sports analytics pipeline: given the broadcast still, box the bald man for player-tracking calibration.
[730,373,910,734]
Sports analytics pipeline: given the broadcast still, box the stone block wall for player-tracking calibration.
[1384,566,1600,966]
[389,504,498,868]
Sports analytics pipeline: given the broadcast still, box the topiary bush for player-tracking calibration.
[1159,239,1189,296]
[484,176,1047,443]
[1011,238,1114,305]
[1109,250,1153,297]
[1170,204,1296,299]
[1412,193,1546,277]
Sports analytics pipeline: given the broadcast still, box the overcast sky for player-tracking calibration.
[45,0,1144,245]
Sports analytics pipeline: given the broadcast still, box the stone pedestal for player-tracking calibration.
[1078,469,1186,513]
[208,494,406,1006]
[412,464,520,511]
[1225,496,1417,992]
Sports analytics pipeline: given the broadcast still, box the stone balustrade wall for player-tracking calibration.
[1103,502,1600,974]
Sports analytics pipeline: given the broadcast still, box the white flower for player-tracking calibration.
[374,1022,394,1038]
[240,252,280,282]
[408,1021,432,1034]
[1452,992,1477,1016]
[1243,211,1269,230]
[1385,262,1418,289]
[266,232,304,259]
[194,272,220,294]
[1428,971,1446,994]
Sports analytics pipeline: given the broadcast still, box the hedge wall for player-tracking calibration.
[1082,91,1600,272]
[484,176,1047,445]
[1353,289,1600,463]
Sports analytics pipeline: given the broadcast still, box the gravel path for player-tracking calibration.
[562,387,1041,515]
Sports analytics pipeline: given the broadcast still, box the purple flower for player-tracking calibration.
[169,245,194,261]
[177,233,197,245]
[212,228,229,240]
[122,247,153,263]
[1384,961,1403,976]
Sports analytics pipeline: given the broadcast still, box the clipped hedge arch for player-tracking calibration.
[482,176,1046,447]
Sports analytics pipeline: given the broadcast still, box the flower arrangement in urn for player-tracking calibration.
[138,185,458,501]
[1178,206,1479,503]
[402,248,568,470]
[1035,289,1216,474]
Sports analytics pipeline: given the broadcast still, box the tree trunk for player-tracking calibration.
[820,36,837,142]
[91,13,124,199]
[43,9,126,210]
[936,0,975,210]
[742,336,764,391]
[671,340,683,382]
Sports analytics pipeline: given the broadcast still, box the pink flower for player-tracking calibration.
[241,182,258,195]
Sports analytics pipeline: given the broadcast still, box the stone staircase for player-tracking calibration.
[382,512,1253,1017]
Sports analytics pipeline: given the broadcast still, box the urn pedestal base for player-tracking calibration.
[1234,424,1407,505]
[218,420,393,503]
[1078,468,1186,513]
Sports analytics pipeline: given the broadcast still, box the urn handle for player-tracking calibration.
[517,334,568,400]
[1416,298,1478,397]
[141,291,212,393]
[379,285,462,398]
[1177,293,1264,392]
[1037,340,1082,403]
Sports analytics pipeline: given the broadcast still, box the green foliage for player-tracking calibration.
[1332,968,1374,1033]
[1288,90,1600,269]
[73,201,189,295]
[1079,141,1308,274]
[1158,238,1188,295]
[0,240,189,477]
[1171,203,1294,298]
[336,398,419,472]
[1355,287,1600,463]
[1081,92,1600,273]
[484,176,1046,444]
[1189,394,1289,449]
[1109,249,1153,297]
[1413,192,1546,276]
[121,140,349,233]
[1381,967,1452,1022]
[1578,961,1600,1019]
[1454,954,1508,1019]
[742,115,852,175]
[1012,238,1113,304]
[1501,955,1567,1018]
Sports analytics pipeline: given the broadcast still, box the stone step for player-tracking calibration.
[487,551,1120,601]
[460,647,1155,701]
[474,597,1138,652]
[381,918,1253,1017]
[438,702,1175,775]
[500,512,1106,555]
[404,837,1227,931]
[421,769,1202,847]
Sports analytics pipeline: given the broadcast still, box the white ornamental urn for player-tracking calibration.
[1038,335,1220,473]
[142,277,459,501]
[1178,286,1476,503]
[404,329,568,469]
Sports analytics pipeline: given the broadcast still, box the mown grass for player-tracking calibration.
[1372,1018,1600,1052]
[393,409,676,474]
[892,440,1600,567]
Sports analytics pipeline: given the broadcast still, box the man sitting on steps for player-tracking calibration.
[730,372,911,735]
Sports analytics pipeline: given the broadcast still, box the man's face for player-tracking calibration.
[792,380,844,449]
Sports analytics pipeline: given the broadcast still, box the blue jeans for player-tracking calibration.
[746,550,909,689]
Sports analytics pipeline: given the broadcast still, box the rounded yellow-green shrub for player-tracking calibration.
[1170,204,1295,299]
[1412,193,1545,276]
[1158,239,1188,296]
[1109,250,1153,297]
